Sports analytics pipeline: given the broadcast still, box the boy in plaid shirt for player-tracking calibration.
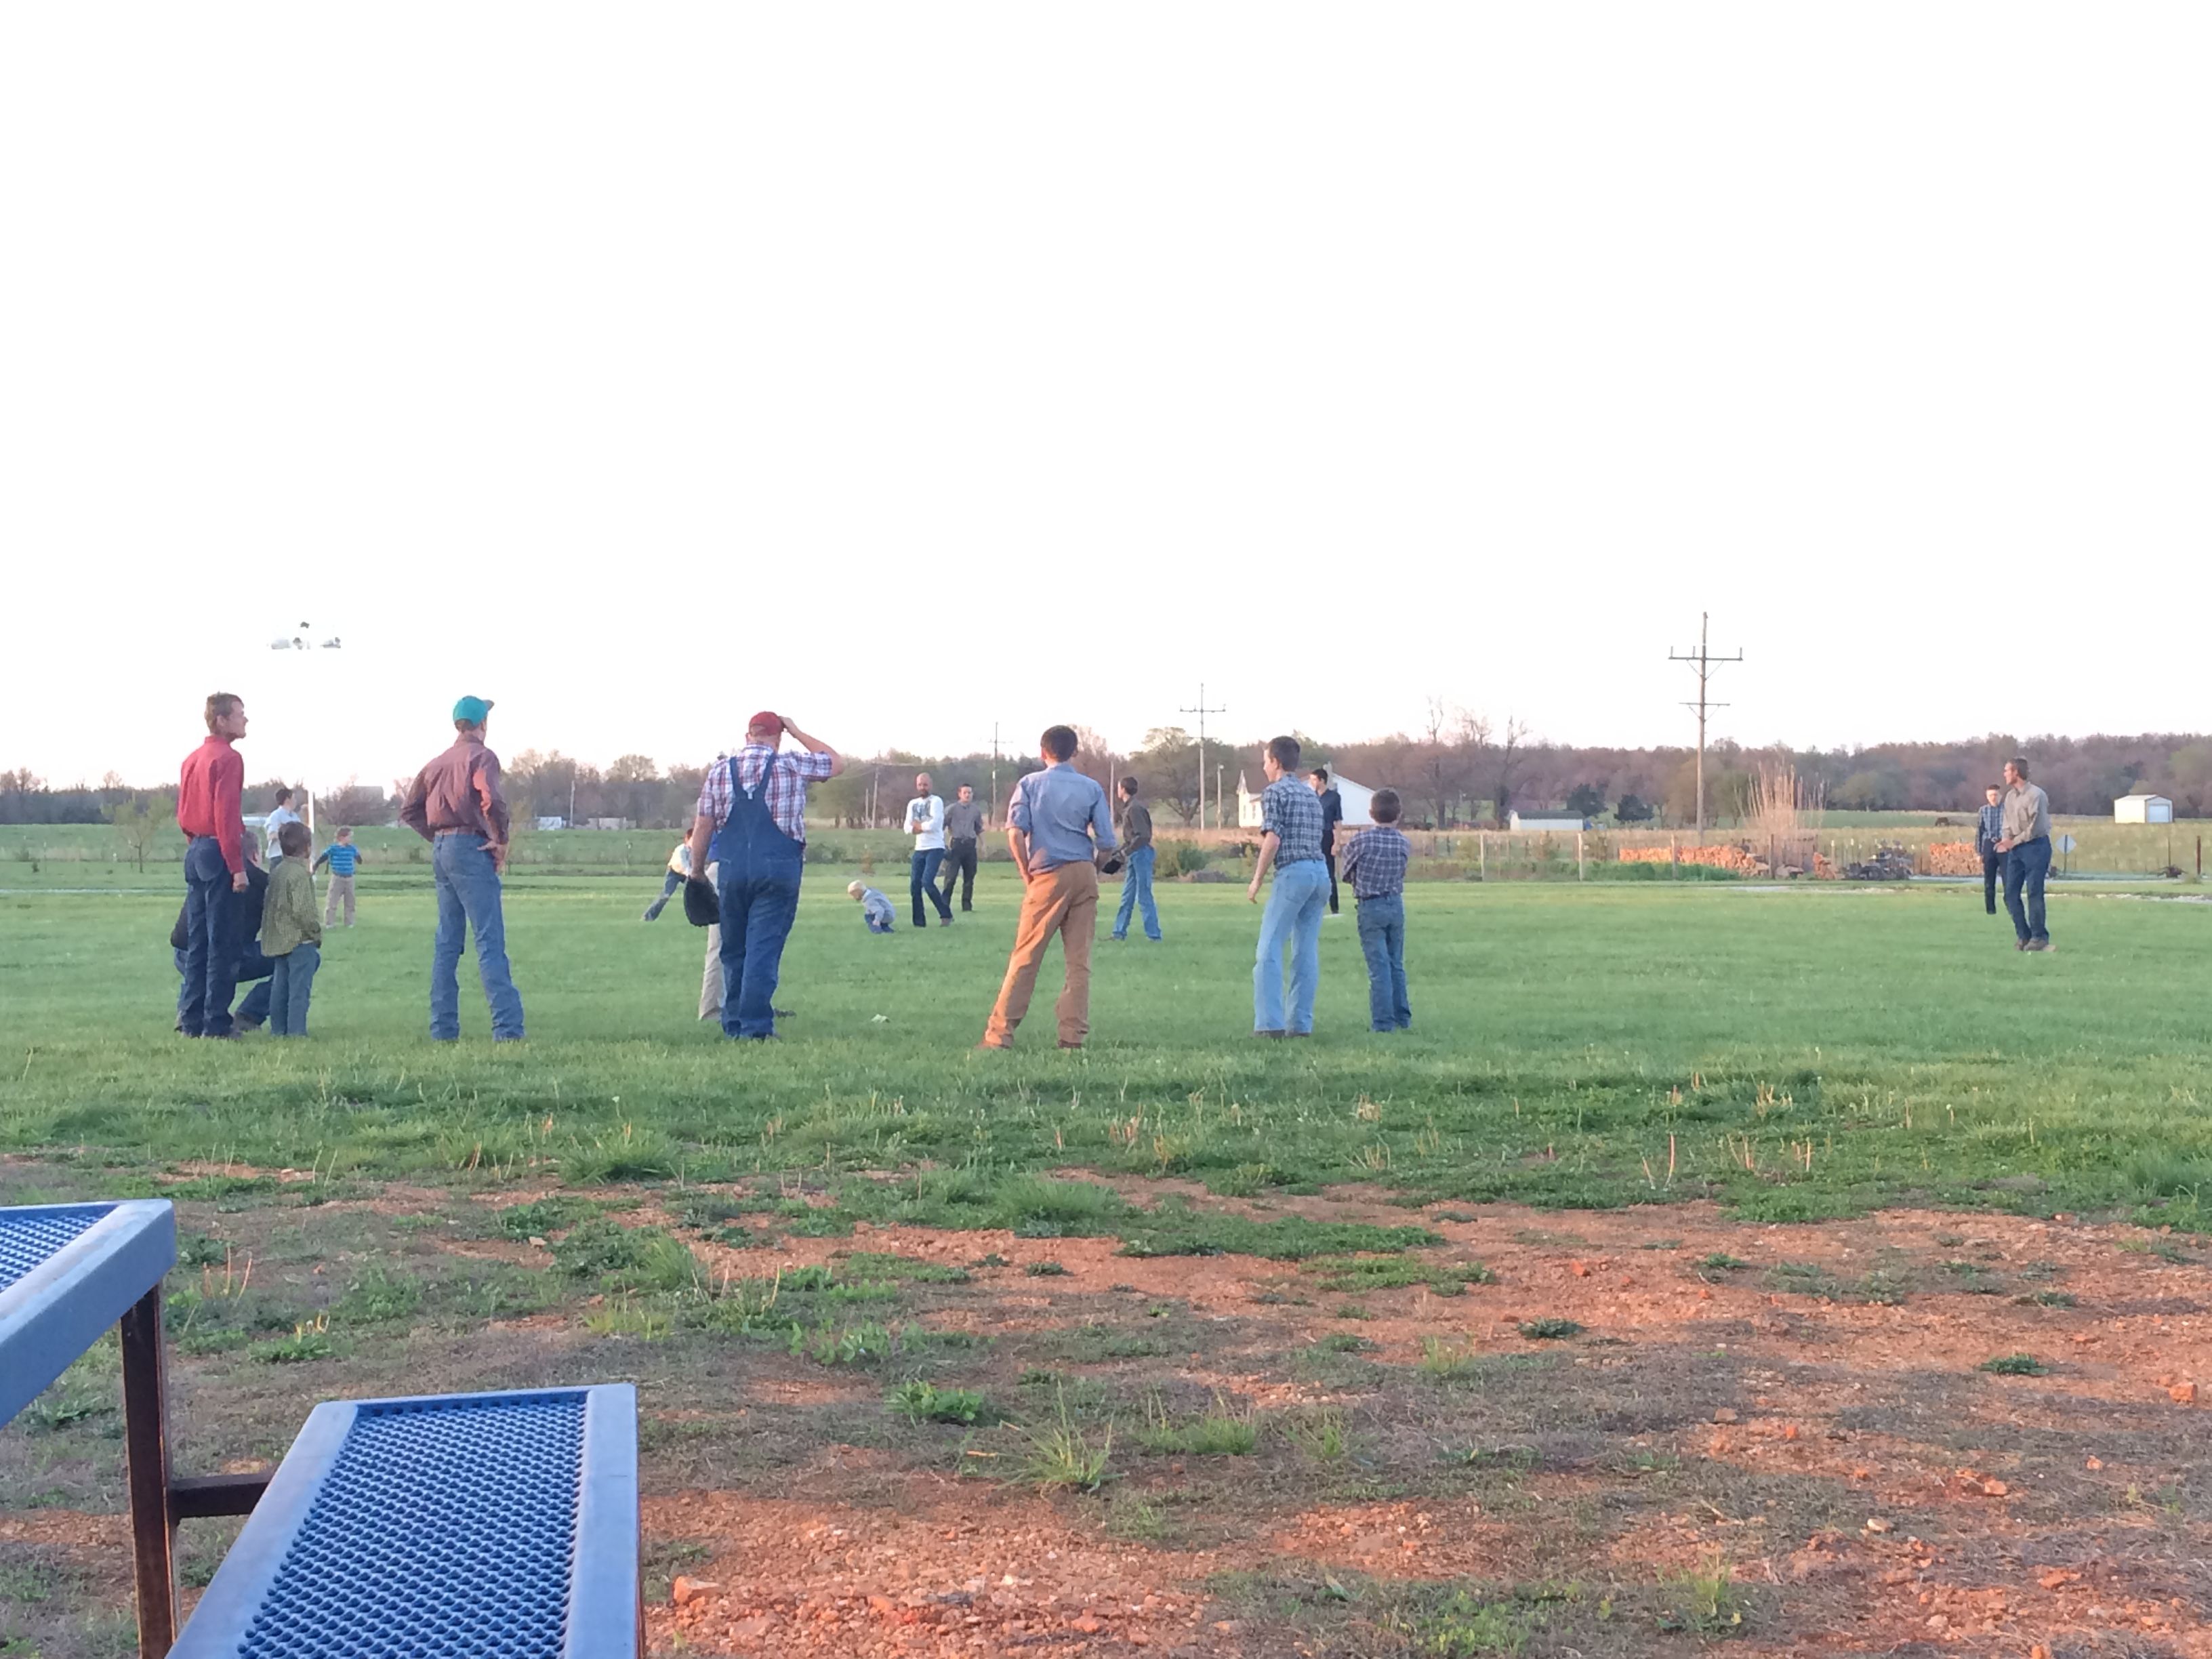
[1339,787,1412,1031]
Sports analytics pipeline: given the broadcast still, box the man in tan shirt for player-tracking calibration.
[400,696,525,1038]
[1993,756,2053,951]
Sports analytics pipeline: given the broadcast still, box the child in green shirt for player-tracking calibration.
[264,822,323,1036]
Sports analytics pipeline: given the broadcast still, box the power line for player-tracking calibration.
[1179,683,1228,830]
[1668,612,1742,839]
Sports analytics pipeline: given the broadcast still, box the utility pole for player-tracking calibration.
[1180,683,1228,830]
[1668,612,1742,840]
[990,722,1000,819]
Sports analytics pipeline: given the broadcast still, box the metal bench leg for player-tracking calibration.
[119,1284,178,1659]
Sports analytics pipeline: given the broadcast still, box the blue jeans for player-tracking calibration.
[1254,859,1328,1033]
[1356,893,1411,1030]
[2003,836,2051,944]
[643,868,684,919]
[269,943,320,1036]
[1113,846,1162,940]
[717,857,802,1038]
[178,945,270,1029]
[910,848,950,926]
[430,836,525,1040]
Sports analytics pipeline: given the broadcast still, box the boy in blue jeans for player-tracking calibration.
[1246,735,1330,1036]
[1339,787,1412,1031]
[262,821,323,1036]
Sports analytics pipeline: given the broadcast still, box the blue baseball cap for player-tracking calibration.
[452,695,495,725]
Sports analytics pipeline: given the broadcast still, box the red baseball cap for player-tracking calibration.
[747,711,783,734]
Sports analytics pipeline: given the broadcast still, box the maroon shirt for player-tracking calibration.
[399,735,511,842]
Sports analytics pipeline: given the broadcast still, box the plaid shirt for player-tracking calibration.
[1261,775,1326,865]
[1340,825,1412,899]
[1976,802,2005,855]
[695,743,835,842]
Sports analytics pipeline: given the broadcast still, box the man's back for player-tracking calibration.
[1010,765,1113,871]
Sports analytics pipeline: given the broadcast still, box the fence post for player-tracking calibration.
[1670,834,1679,878]
[1577,831,1586,882]
[1478,832,1486,881]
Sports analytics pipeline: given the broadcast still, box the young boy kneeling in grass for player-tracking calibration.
[1339,787,1412,1032]
[848,880,897,934]
[264,821,323,1035]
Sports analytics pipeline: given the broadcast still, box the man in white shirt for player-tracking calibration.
[263,787,304,865]
[903,771,954,928]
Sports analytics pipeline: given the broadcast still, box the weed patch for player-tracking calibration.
[887,1381,991,1425]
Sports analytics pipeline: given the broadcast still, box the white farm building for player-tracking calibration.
[1236,772,1376,830]
[2114,793,2173,824]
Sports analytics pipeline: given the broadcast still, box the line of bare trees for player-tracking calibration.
[12,724,2212,841]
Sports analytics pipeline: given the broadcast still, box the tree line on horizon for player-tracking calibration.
[9,723,2211,834]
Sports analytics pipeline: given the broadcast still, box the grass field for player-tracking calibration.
[3,868,2209,1656]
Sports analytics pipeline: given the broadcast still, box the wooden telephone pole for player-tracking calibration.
[1668,613,1742,839]
[1180,684,1228,830]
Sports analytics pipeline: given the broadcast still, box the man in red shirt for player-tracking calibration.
[176,691,253,1036]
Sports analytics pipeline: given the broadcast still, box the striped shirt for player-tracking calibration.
[316,842,361,877]
[1340,825,1412,899]
[695,743,835,842]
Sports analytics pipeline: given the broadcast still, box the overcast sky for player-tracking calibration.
[3,5,2204,793]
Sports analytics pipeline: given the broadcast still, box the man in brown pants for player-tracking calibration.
[980,725,1118,1050]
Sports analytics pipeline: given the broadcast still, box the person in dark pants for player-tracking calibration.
[1311,767,1345,916]
[686,711,844,1040]
[1975,783,2005,916]
[176,691,253,1036]
[172,858,274,1033]
[1995,756,2055,951]
[400,696,527,1041]
[941,785,986,912]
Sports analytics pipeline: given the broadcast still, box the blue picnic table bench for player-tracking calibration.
[2,1201,640,1659]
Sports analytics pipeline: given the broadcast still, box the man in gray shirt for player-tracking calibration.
[979,726,1115,1050]
[941,784,987,912]
[1110,775,1162,942]
[1994,756,2054,951]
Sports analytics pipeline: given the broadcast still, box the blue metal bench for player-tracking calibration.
[171,1386,640,1659]
[3,1202,641,1659]
[0,1200,176,1428]
[0,1198,236,1655]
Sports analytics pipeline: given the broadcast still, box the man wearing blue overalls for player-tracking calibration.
[685,711,844,1040]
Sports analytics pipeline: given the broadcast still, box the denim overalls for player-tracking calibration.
[710,753,806,1039]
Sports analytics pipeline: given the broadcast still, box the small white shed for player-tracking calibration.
[1509,811,1589,832]
[2114,794,2173,824]
[1236,772,1376,830]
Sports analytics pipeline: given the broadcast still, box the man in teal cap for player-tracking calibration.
[399,695,525,1040]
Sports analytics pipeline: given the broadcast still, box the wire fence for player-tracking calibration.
[6,817,2207,880]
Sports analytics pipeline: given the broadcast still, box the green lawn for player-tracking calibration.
[7,867,2211,1658]
[3,866,2209,1229]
